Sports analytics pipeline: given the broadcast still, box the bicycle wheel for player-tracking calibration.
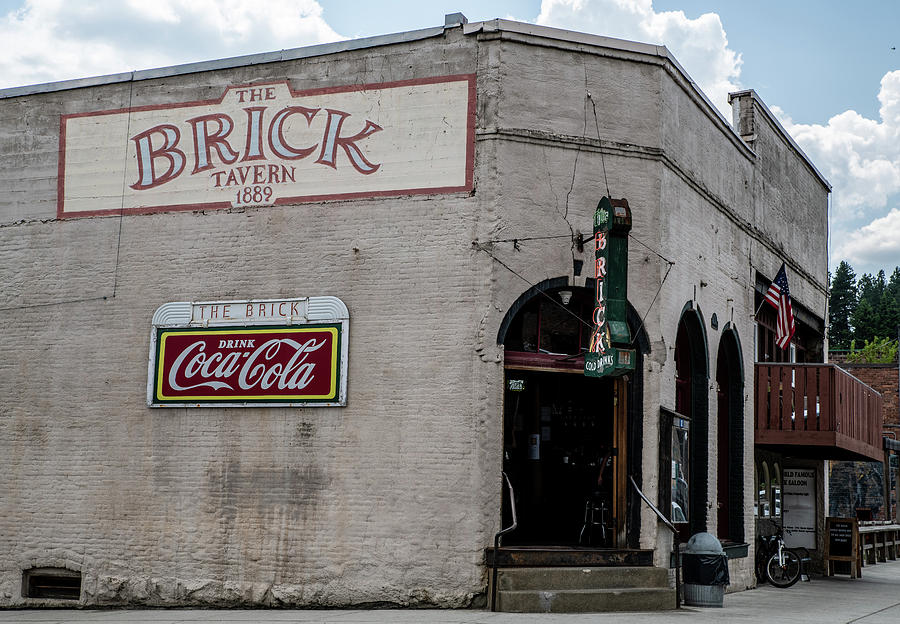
[766,549,801,588]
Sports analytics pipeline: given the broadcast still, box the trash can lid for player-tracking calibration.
[684,532,725,555]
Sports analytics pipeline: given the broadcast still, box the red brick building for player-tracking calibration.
[828,352,900,520]
[830,353,899,426]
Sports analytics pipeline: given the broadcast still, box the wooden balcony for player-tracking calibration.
[755,363,883,462]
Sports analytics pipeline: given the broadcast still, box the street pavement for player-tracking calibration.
[3,562,900,624]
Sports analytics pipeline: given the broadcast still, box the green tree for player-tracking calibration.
[888,267,900,297]
[857,271,885,308]
[888,267,900,321]
[828,260,857,348]
[848,336,899,364]
[852,297,877,344]
[853,271,886,344]
[875,290,900,339]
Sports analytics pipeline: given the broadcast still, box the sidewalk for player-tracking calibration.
[3,563,900,624]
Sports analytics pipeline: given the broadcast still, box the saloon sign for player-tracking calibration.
[59,75,475,217]
[148,297,348,407]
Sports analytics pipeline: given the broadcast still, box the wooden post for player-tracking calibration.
[614,376,628,547]
[854,522,861,578]
[885,449,892,523]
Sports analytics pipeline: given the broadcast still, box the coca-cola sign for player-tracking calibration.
[148,297,348,407]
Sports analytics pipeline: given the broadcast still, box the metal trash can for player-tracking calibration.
[682,532,730,607]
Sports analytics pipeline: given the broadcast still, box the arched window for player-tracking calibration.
[716,327,744,543]
[499,281,593,355]
[674,306,709,536]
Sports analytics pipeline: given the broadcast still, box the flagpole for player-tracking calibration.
[752,297,766,319]
[754,262,787,319]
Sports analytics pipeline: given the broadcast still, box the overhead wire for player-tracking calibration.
[0,296,110,313]
[473,242,593,331]
[474,241,676,349]
[630,261,674,347]
[588,94,611,198]
[474,78,677,351]
[475,232,676,268]
[1,75,137,314]
[111,74,136,299]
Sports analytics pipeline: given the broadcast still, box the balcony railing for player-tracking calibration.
[755,363,883,462]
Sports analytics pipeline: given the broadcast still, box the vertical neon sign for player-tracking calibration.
[584,197,635,378]
[589,210,611,358]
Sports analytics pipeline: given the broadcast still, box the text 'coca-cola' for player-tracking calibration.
[153,325,339,403]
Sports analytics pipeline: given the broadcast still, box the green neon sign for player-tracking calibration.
[585,196,635,378]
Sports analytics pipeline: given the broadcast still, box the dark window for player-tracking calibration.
[674,309,709,537]
[675,325,692,416]
[716,329,745,543]
[755,303,792,363]
[754,291,823,363]
[22,568,81,600]
[503,288,592,355]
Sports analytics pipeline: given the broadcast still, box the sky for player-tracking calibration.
[1,0,898,277]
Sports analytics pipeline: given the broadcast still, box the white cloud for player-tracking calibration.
[536,0,742,118]
[838,209,900,270]
[0,0,344,89]
[1,0,896,275]
[535,1,899,274]
[775,71,900,273]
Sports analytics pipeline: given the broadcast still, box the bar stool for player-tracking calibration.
[579,493,610,546]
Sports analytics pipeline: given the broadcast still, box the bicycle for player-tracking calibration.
[755,525,805,588]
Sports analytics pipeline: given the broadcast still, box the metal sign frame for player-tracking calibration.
[147,296,349,407]
[585,196,634,378]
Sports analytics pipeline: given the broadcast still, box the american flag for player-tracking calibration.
[764,263,796,350]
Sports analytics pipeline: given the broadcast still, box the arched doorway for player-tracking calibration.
[716,327,744,543]
[674,306,709,538]
[498,281,646,548]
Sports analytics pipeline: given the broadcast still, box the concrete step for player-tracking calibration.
[486,547,654,567]
[497,587,677,613]
[497,566,669,591]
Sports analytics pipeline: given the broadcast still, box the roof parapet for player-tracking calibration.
[0,11,833,194]
[728,89,831,191]
[0,23,448,99]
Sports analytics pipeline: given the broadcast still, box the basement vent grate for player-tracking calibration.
[22,567,82,600]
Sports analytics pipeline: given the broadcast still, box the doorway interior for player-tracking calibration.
[498,283,637,548]
[502,369,621,546]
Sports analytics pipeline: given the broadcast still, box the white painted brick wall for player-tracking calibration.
[0,24,827,607]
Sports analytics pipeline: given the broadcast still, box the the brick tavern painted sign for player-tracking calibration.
[60,75,475,218]
[148,297,349,407]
